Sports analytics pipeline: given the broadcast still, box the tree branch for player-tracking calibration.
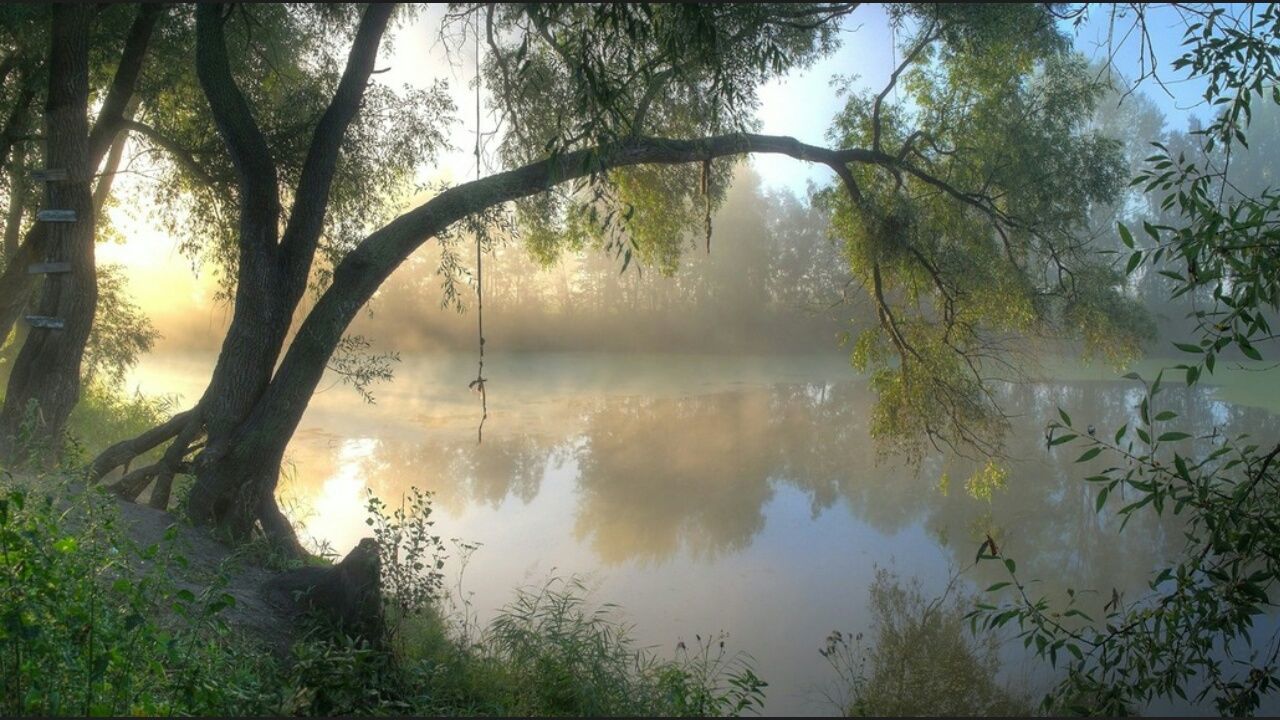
[872,19,936,153]
[237,131,1015,466]
[120,119,219,187]
[279,3,395,292]
[87,3,165,168]
[195,2,280,244]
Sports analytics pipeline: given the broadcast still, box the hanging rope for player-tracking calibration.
[468,18,487,444]
[702,158,712,253]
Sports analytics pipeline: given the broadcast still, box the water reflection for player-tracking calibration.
[128,352,1279,714]
[575,393,778,563]
[820,568,1032,716]
[361,430,558,512]
[283,371,1280,607]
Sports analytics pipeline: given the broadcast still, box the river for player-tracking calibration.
[124,350,1280,715]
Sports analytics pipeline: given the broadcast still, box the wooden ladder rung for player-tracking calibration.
[24,315,65,330]
[37,209,76,223]
[30,168,67,182]
[27,262,72,274]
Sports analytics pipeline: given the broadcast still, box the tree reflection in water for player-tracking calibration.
[820,568,1031,717]
[286,376,1279,611]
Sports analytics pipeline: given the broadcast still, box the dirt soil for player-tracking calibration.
[114,497,300,653]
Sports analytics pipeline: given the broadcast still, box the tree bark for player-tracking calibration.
[3,150,25,261]
[0,4,163,353]
[0,4,96,461]
[183,133,885,536]
[180,3,394,543]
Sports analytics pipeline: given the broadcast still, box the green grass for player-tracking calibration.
[65,383,177,461]
[0,465,768,717]
[0,377,771,717]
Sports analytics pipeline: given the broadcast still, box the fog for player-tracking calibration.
[118,93,1280,371]
[133,165,862,360]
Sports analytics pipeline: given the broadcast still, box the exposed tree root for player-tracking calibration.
[146,418,204,509]
[96,411,309,561]
[258,493,307,561]
[87,407,197,482]
[106,461,165,500]
[90,406,204,510]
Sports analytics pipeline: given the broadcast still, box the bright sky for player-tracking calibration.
[374,3,1215,196]
[97,3,1215,347]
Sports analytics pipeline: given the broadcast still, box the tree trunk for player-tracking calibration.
[0,5,95,462]
[176,3,393,548]
[0,4,162,353]
[3,150,26,261]
[178,134,884,542]
[91,94,139,216]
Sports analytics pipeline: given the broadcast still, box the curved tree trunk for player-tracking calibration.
[90,3,981,560]
[179,135,885,541]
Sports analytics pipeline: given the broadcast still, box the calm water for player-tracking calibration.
[126,351,1280,715]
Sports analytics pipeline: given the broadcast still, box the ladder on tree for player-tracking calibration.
[25,167,73,331]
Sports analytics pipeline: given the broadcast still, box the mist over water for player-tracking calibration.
[134,166,855,358]
[110,140,1280,713]
[125,349,1280,715]
[99,71,1280,720]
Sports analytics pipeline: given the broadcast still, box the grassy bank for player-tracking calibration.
[0,467,767,717]
[0,377,1051,717]
[0,377,769,716]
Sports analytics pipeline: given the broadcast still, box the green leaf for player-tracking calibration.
[1158,432,1191,442]
[1076,447,1102,463]
[1125,251,1143,274]
[1058,408,1072,426]
[1118,223,1135,248]
[1096,486,1109,512]
[1173,455,1191,481]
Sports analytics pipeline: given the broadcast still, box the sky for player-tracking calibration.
[96,3,1218,344]
[370,4,1213,197]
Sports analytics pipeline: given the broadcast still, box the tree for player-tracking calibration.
[971,4,1280,715]
[86,3,1140,556]
[0,4,165,462]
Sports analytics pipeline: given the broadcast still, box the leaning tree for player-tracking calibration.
[86,3,1146,554]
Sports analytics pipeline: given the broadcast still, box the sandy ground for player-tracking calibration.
[7,473,303,654]
[114,497,300,653]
